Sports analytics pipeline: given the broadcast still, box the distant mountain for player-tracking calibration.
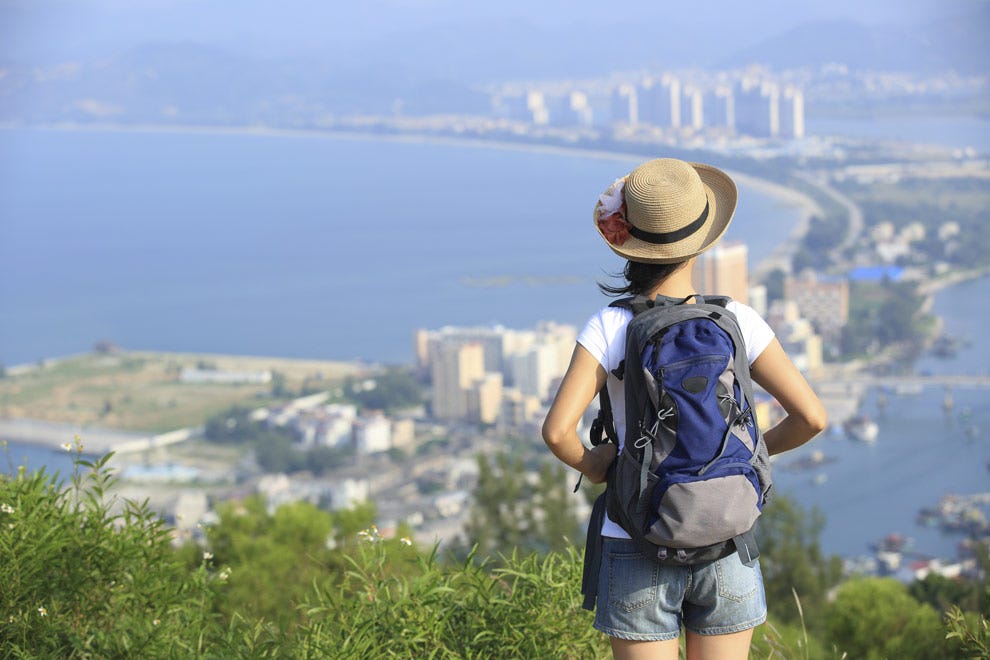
[2,5,986,125]
[726,7,989,74]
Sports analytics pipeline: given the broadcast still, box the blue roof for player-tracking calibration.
[848,266,905,282]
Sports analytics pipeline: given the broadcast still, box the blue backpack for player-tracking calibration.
[581,294,773,611]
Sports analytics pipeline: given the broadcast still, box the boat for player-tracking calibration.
[845,415,879,443]
[893,383,923,396]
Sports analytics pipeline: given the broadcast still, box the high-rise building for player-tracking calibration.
[611,83,639,125]
[707,85,735,131]
[681,86,704,131]
[693,242,749,304]
[735,79,779,138]
[431,342,485,420]
[640,75,681,129]
[526,91,550,125]
[784,271,849,341]
[780,87,805,139]
[565,90,594,126]
[418,321,575,423]
[466,372,503,425]
[418,326,507,375]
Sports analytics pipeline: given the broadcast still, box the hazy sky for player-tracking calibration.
[2,0,982,64]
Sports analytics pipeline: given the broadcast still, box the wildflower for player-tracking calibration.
[399,537,413,547]
[153,619,161,626]
[61,442,73,452]
[218,568,231,582]
[203,551,213,561]
[37,607,47,617]
[0,503,14,514]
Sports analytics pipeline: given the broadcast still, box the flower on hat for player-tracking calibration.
[598,211,631,246]
[596,177,631,246]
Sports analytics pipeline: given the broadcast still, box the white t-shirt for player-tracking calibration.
[576,299,775,538]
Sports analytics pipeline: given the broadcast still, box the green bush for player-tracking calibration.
[298,536,609,658]
[0,452,226,656]
[3,448,983,658]
[825,577,944,659]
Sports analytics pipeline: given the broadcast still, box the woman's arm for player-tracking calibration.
[542,344,617,483]
[749,338,828,456]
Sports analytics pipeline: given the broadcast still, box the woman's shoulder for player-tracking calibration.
[725,299,765,325]
[588,301,634,326]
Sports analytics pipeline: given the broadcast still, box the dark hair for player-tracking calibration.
[598,260,688,297]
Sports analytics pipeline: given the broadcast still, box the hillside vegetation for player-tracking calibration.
[1,452,987,658]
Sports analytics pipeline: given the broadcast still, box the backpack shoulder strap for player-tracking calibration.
[609,295,651,316]
[699,294,731,308]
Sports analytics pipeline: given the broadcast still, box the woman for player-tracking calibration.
[543,158,826,659]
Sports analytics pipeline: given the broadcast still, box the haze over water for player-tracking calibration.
[0,127,799,368]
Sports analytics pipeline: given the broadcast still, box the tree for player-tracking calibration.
[0,455,225,656]
[826,577,944,659]
[459,453,582,561]
[755,495,842,626]
[205,496,386,629]
[347,367,425,413]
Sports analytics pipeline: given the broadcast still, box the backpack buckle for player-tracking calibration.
[590,415,605,447]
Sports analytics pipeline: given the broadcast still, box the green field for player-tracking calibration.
[0,351,365,434]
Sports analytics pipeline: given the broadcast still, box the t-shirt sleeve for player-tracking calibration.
[729,302,776,365]
[576,306,629,373]
[576,310,609,368]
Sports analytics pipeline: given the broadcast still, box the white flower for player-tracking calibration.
[37,606,47,617]
[153,618,161,626]
[0,503,14,515]
[597,177,626,218]
[61,442,73,452]
[203,551,213,561]
[399,537,413,547]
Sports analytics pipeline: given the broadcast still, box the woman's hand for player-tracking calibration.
[750,338,828,455]
[583,442,618,484]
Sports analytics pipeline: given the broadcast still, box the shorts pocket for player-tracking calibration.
[607,548,660,613]
[715,554,759,603]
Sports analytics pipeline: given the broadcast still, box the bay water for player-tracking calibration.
[1,126,987,561]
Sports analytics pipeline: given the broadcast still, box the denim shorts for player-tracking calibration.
[593,538,767,641]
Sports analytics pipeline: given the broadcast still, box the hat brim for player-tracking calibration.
[594,162,737,264]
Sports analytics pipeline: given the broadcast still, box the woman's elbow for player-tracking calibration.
[803,404,828,436]
[541,419,563,449]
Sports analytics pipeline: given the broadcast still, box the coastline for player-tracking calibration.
[2,121,983,442]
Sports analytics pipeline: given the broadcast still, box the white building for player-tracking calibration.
[354,413,391,454]
[328,477,370,511]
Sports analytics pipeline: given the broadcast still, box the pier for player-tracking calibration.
[811,374,990,390]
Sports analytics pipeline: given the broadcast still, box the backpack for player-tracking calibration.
[580,294,773,611]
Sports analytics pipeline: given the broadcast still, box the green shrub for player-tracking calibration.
[298,533,609,658]
[825,577,944,660]
[0,451,227,657]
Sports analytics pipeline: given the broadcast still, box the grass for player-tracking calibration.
[0,350,366,433]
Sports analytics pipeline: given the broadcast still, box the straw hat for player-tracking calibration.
[593,158,737,264]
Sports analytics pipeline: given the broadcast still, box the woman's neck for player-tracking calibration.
[646,258,697,299]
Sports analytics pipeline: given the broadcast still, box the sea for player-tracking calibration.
[1,120,988,561]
